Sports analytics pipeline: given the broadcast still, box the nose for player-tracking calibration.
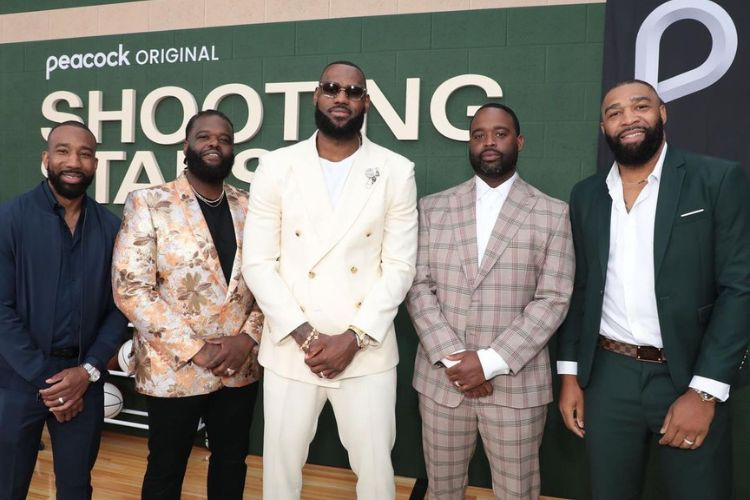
[333,88,350,104]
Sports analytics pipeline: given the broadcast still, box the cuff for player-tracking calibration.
[477,348,510,380]
[556,360,578,376]
[440,349,466,368]
[689,375,730,402]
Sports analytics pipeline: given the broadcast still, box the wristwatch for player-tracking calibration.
[690,388,717,402]
[82,363,101,383]
[349,325,370,350]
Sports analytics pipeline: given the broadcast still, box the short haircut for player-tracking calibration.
[184,109,235,139]
[320,60,367,83]
[605,79,664,105]
[47,120,96,146]
[471,102,521,135]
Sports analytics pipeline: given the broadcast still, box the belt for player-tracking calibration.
[49,346,80,359]
[598,335,666,363]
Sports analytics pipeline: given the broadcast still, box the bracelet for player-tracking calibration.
[300,328,319,352]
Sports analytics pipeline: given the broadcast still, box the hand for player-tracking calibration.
[206,335,256,377]
[559,375,585,438]
[305,331,359,379]
[464,380,494,398]
[659,389,715,449]
[445,351,486,392]
[191,342,222,369]
[39,367,90,412]
[51,397,84,423]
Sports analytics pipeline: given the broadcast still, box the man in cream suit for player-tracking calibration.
[242,61,417,500]
[407,103,575,500]
[113,111,262,500]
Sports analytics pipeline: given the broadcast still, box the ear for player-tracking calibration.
[659,103,667,125]
[182,139,189,156]
[363,94,371,113]
[516,134,525,152]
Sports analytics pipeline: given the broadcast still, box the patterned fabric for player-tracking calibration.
[407,176,575,409]
[112,173,262,397]
[419,395,546,500]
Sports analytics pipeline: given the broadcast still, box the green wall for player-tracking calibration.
[3,4,748,499]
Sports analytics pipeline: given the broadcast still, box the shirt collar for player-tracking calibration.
[475,172,517,202]
[606,143,668,191]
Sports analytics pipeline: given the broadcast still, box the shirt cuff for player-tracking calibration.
[689,375,730,402]
[477,348,510,380]
[557,361,578,376]
[440,349,465,368]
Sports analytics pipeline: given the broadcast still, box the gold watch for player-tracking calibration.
[349,325,370,350]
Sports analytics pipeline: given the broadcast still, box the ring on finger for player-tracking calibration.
[58,397,65,405]
[683,437,695,446]
[454,381,461,388]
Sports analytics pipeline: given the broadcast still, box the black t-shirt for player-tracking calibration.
[196,196,236,284]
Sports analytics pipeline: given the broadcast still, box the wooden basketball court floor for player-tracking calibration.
[28,430,568,499]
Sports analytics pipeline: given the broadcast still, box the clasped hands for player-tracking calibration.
[38,366,90,423]
[192,334,257,377]
[445,351,493,398]
[292,323,359,379]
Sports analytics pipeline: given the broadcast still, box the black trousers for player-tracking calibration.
[585,349,733,500]
[141,383,259,500]
[0,357,104,500]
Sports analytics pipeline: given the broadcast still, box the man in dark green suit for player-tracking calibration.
[557,80,750,500]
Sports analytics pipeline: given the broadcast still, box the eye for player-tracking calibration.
[495,131,507,138]
[80,151,93,158]
[471,133,484,141]
[219,137,232,144]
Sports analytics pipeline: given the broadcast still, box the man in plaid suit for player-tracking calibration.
[406,103,575,500]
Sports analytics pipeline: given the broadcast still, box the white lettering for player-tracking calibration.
[40,91,85,140]
[88,89,136,143]
[430,74,503,141]
[265,81,317,141]
[140,86,198,145]
[203,84,264,143]
[114,151,166,204]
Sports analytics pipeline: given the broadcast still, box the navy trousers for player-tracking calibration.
[0,357,104,500]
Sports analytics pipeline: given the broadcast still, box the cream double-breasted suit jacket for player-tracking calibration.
[242,133,418,386]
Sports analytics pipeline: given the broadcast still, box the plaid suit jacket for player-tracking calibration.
[407,176,575,408]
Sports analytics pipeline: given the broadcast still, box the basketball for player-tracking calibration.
[117,339,133,374]
[103,382,124,419]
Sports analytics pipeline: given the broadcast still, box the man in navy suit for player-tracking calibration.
[0,121,126,499]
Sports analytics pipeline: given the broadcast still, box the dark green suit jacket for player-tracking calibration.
[558,146,750,392]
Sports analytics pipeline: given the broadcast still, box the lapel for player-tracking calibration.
[653,147,685,278]
[475,177,536,289]
[174,173,228,295]
[448,179,479,288]
[225,185,246,298]
[305,134,379,266]
[290,133,335,245]
[594,176,612,281]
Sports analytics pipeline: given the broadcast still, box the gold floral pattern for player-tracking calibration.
[112,173,263,397]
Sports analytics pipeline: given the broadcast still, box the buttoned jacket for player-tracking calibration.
[242,132,418,386]
[407,176,575,408]
[112,173,262,397]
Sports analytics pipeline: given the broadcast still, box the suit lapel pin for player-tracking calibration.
[365,167,380,187]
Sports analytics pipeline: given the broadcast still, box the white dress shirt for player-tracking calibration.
[442,174,517,380]
[557,145,729,401]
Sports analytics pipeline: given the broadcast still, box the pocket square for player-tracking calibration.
[680,209,704,218]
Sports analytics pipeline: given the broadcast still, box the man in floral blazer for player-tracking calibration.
[112,110,262,500]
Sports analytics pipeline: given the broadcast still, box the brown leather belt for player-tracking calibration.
[598,335,667,363]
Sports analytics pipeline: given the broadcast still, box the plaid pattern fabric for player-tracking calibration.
[407,177,575,409]
[419,394,546,500]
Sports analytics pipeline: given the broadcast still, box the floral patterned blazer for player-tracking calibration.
[112,173,262,397]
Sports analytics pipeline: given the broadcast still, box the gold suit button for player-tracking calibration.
[295,230,301,237]
[308,271,316,279]
[355,301,362,309]
[350,266,358,274]
[365,232,372,238]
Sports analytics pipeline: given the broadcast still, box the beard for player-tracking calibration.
[469,147,518,180]
[315,106,365,140]
[184,146,235,183]
[605,117,664,167]
[47,168,94,200]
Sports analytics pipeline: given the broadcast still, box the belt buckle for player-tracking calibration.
[636,345,663,363]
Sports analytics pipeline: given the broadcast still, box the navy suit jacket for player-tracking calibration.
[0,182,127,390]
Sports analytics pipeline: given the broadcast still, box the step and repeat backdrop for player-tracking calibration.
[1,2,747,499]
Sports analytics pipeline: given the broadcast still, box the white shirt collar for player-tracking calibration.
[475,172,517,202]
[606,143,668,191]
